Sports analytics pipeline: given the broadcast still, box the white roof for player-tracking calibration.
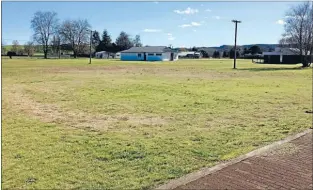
[178,51,200,56]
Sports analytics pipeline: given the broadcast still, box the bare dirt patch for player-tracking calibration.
[3,85,168,131]
[258,142,300,157]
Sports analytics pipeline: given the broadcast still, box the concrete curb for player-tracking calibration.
[156,129,312,190]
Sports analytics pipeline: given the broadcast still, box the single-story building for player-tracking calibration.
[178,51,202,59]
[115,52,121,59]
[120,46,179,61]
[95,51,115,59]
[261,47,312,64]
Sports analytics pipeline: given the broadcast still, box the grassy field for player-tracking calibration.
[2,58,312,189]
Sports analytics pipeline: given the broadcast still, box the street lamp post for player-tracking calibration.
[232,20,241,69]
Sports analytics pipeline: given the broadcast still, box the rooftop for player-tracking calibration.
[121,46,175,53]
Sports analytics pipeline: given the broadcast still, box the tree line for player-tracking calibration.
[4,11,143,59]
[191,45,263,59]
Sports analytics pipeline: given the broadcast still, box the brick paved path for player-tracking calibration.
[175,132,312,190]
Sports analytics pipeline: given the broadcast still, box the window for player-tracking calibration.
[156,54,162,56]
[148,53,154,56]
[138,53,141,57]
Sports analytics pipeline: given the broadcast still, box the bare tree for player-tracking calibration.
[59,19,90,58]
[31,11,59,59]
[12,40,20,53]
[50,35,61,55]
[24,41,35,57]
[280,2,313,67]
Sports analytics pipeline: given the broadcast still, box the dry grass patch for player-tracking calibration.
[4,85,168,131]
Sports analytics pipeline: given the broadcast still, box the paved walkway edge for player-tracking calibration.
[156,129,312,190]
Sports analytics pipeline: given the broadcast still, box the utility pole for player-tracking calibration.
[232,20,241,69]
[89,30,92,64]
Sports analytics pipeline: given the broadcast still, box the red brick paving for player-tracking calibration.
[175,133,312,190]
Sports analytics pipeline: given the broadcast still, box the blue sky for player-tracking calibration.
[2,1,300,47]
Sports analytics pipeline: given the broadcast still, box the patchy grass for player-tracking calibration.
[2,58,312,189]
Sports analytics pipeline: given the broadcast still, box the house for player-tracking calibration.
[261,47,312,64]
[115,52,121,59]
[120,46,179,61]
[178,51,202,59]
[95,51,115,59]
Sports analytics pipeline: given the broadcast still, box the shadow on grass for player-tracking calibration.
[238,67,307,72]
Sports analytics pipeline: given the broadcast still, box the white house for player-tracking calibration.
[95,51,115,59]
[178,51,201,58]
[115,52,121,59]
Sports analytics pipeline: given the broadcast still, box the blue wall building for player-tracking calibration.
[120,46,179,61]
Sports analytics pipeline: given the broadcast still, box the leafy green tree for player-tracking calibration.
[115,31,133,51]
[249,45,262,54]
[213,50,220,58]
[216,51,220,58]
[192,47,198,51]
[96,30,113,52]
[243,47,250,54]
[229,48,240,58]
[92,30,101,48]
[222,51,228,58]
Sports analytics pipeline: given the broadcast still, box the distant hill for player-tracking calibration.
[209,44,279,52]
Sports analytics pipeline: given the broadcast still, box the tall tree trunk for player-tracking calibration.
[309,47,313,66]
[43,43,48,59]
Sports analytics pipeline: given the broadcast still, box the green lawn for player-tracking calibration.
[2,58,312,189]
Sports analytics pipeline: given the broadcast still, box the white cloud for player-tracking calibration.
[193,29,197,32]
[165,32,175,40]
[179,24,191,28]
[153,1,159,4]
[205,9,212,12]
[143,29,162,32]
[179,21,202,28]
[213,16,220,20]
[191,22,201,26]
[276,19,285,25]
[174,7,199,15]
